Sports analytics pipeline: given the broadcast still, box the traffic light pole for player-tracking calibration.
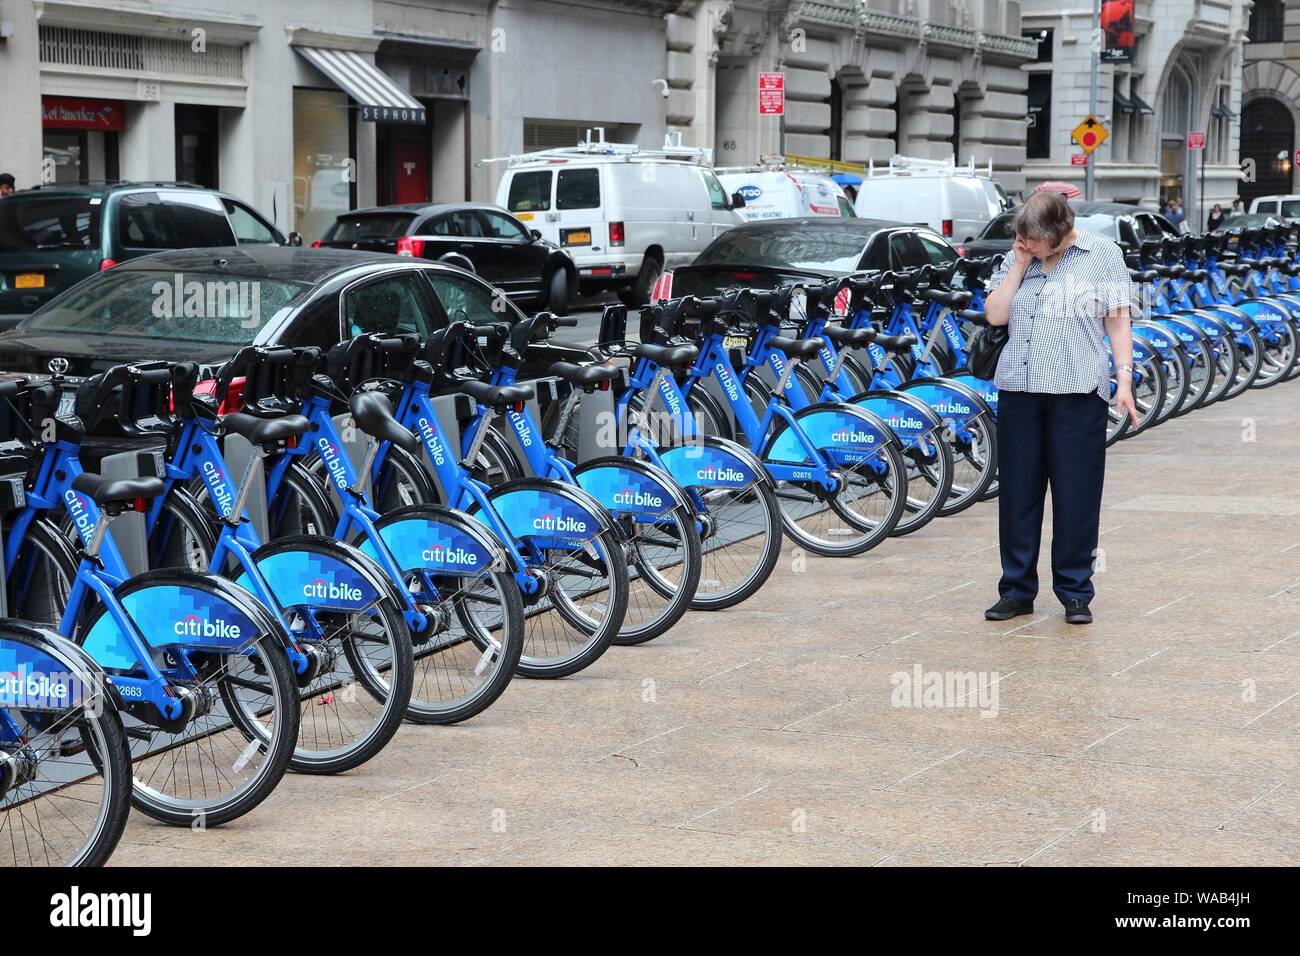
[1086,0,1100,201]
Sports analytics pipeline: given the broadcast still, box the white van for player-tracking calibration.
[853,155,1009,244]
[1248,195,1300,220]
[716,169,856,221]
[487,130,745,305]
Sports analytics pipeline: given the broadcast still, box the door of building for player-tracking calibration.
[175,105,219,189]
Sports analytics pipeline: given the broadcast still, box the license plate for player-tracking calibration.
[57,390,76,417]
[724,335,750,350]
[561,228,591,247]
[14,273,45,290]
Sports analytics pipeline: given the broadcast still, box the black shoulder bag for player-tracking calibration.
[966,323,1008,381]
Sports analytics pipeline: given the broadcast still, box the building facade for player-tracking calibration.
[1239,0,1300,207]
[1019,0,1249,229]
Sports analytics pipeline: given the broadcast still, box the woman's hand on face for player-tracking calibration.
[1012,236,1033,260]
[1115,383,1140,430]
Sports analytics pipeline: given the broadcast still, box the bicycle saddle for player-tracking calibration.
[459,379,535,408]
[548,361,618,387]
[922,288,972,308]
[956,309,988,326]
[222,412,309,445]
[70,472,164,507]
[1184,269,1208,281]
[349,391,417,452]
[634,343,698,367]
[820,325,875,347]
[1129,270,1157,282]
[768,336,824,360]
[873,333,917,352]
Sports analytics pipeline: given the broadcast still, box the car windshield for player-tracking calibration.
[1278,200,1300,218]
[23,270,310,343]
[982,213,1016,239]
[325,214,415,242]
[0,194,101,253]
[1073,214,1121,239]
[694,226,867,272]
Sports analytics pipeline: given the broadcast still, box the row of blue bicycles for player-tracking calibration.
[4,222,1296,865]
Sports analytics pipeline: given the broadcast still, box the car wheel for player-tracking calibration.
[547,267,570,315]
[619,255,661,307]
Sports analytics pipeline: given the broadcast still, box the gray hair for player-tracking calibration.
[1014,192,1075,247]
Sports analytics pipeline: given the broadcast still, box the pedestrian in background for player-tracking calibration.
[980,191,1138,626]
[0,173,15,198]
[1206,203,1225,232]
[1231,197,1244,214]
[1167,199,1185,233]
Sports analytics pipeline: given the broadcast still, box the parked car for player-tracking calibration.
[315,202,576,314]
[0,247,589,455]
[715,168,856,221]
[957,209,1016,258]
[853,156,1010,243]
[0,182,294,328]
[664,217,958,299]
[489,129,745,305]
[1214,212,1283,234]
[1247,195,1300,220]
[1068,201,1179,254]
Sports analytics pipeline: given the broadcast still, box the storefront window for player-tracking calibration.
[41,97,123,183]
[293,89,354,244]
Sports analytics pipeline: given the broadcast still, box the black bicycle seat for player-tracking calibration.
[768,336,824,360]
[820,325,875,347]
[548,361,618,387]
[459,379,535,408]
[70,472,164,507]
[873,333,917,352]
[349,391,417,452]
[923,288,973,308]
[222,413,309,445]
[634,343,698,367]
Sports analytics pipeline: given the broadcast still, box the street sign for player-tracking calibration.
[1072,115,1109,154]
[758,72,785,116]
[1071,153,1089,167]
[1187,131,1206,150]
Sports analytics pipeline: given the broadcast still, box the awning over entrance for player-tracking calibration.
[294,46,426,124]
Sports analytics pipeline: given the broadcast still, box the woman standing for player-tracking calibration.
[1206,203,1225,232]
[981,192,1139,626]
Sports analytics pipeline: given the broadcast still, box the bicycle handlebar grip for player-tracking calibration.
[555,316,579,328]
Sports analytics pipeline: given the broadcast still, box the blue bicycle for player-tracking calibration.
[2,375,300,827]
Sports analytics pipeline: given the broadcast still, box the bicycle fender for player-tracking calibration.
[657,435,769,490]
[848,389,945,446]
[360,504,514,575]
[764,403,900,466]
[81,568,283,673]
[939,371,999,418]
[572,456,693,521]
[235,535,401,613]
[483,477,616,548]
[895,377,993,431]
[0,622,114,713]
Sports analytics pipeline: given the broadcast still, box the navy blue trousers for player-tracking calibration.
[997,390,1108,606]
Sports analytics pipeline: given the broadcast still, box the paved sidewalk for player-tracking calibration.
[115,384,1300,866]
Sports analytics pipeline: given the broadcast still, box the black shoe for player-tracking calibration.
[985,597,1033,621]
[1064,599,1092,625]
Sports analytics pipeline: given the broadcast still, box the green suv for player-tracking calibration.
[0,182,297,328]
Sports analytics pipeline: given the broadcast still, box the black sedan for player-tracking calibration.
[316,203,576,313]
[958,210,1015,258]
[667,217,958,298]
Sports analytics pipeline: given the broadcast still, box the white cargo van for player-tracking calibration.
[486,130,745,305]
[716,168,856,221]
[853,155,1009,244]
[1248,195,1300,220]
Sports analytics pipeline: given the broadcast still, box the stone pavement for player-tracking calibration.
[113,383,1300,866]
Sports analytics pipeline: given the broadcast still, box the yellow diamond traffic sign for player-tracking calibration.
[1072,115,1109,154]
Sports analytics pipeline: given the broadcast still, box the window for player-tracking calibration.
[116,192,236,249]
[480,210,530,241]
[889,232,924,269]
[282,297,341,351]
[982,212,1016,239]
[1026,28,1053,63]
[0,194,101,252]
[224,200,279,244]
[1026,73,1052,160]
[293,88,354,244]
[427,272,517,327]
[343,273,438,338]
[701,171,729,210]
[444,210,486,238]
[860,235,890,271]
[837,196,856,218]
[917,233,958,265]
[506,170,552,213]
[1248,0,1284,43]
[695,223,874,273]
[325,214,414,242]
[556,168,600,210]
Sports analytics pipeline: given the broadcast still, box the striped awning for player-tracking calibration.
[294,46,426,124]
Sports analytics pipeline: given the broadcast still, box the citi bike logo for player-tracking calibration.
[831,428,876,445]
[63,490,94,539]
[0,668,72,705]
[509,412,533,448]
[715,364,741,402]
[416,416,447,466]
[202,459,234,515]
[886,414,926,431]
[932,399,972,416]
[532,512,588,534]
[658,378,682,415]
[696,464,746,483]
[612,487,664,509]
[303,578,364,602]
[173,614,242,639]
[317,436,350,490]
[421,543,479,567]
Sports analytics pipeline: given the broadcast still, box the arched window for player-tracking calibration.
[1248,0,1284,43]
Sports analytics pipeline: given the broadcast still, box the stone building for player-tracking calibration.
[1239,0,1300,206]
